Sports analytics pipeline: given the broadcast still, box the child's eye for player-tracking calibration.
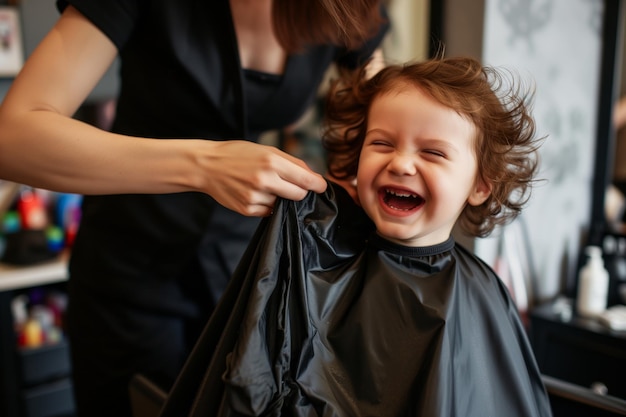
[424,149,446,158]
[370,140,393,147]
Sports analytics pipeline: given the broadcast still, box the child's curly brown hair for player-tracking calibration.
[322,56,543,238]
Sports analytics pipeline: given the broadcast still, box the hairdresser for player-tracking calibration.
[0,1,390,415]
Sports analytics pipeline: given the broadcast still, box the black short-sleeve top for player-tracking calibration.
[57,0,389,140]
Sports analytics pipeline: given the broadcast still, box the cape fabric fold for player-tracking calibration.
[159,181,552,417]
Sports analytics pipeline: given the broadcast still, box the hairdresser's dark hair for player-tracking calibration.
[322,56,543,237]
[272,0,384,52]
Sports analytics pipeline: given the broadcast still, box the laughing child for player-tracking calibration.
[160,56,552,417]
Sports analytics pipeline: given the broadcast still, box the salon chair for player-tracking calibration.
[128,374,167,417]
[128,373,626,417]
[543,375,626,417]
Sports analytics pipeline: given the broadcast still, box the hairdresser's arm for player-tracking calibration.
[0,6,326,216]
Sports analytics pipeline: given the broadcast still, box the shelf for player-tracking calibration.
[0,253,69,292]
[530,300,626,401]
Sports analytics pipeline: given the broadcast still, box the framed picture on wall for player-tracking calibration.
[0,6,23,77]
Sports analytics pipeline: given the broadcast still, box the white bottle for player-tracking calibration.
[576,246,609,318]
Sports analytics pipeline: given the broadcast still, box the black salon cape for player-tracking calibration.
[159,181,552,417]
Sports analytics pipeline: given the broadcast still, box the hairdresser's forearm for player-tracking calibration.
[0,110,200,195]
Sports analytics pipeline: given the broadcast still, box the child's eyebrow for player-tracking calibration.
[420,138,458,148]
[365,128,390,136]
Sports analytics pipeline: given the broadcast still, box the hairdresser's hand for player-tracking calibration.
[202,140,327,216]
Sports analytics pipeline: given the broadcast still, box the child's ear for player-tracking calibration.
[468,178,491,206]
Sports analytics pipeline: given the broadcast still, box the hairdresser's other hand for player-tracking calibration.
[202,140,327,216]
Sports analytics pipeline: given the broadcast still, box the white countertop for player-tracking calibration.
[0,253,69,291]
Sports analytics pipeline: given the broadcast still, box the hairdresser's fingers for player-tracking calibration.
[201,141,326,216]
[271,151,328,196]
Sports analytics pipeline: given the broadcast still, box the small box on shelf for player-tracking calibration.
[18,340,71,387]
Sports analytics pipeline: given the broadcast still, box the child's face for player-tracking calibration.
[356,85,490,247]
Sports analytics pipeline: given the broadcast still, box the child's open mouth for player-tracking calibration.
[381,188,424,211]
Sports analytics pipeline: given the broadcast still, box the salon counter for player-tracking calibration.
[529,298,626,401]
[0,254,69,291]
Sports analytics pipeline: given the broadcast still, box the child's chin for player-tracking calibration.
[376,226,415,244]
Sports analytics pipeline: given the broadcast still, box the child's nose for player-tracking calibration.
[387,153,418,176]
